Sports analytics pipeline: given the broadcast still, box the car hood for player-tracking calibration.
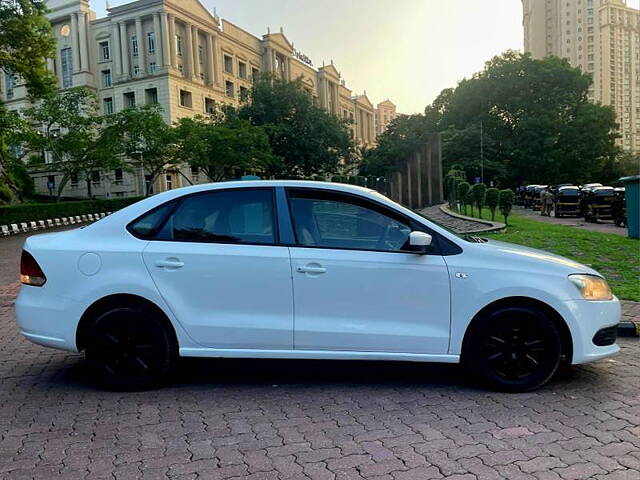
[478,239,601,277]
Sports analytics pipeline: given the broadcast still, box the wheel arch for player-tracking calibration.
[460,296,573,364]
[76,293,178,352]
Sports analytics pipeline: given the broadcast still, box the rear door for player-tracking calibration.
[140,187,294,350]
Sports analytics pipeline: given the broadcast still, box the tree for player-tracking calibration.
[25,87,124,198]
[486,187,499,221]
[498,189,515,225]
[175,114,279,182]
[457,181,471,215]
[239,74,353,177]
[107,105,176,196]
[471,183,487,218]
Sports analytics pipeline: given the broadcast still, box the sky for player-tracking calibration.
[92,0,640,115]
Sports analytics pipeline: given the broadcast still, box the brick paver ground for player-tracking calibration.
[1,301,640,479]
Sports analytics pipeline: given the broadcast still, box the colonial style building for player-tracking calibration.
[374,100,401,136]
[522,0,639,153]
[0,0,387,198]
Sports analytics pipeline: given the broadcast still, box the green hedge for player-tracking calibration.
[0,197,143,225]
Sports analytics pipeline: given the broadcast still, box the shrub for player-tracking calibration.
[457,182,471,215]
[498,189,515,225]
[471,183,487,218]
[0,197,143,225]
[486,188,500,221]
[0,183,12,204]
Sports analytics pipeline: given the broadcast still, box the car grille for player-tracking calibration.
[592,326,617,347]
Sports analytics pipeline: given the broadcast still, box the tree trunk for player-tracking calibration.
[56,174,70,201]
[86,177,93,198]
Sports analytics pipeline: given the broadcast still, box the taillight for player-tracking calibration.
[20,250,46,287]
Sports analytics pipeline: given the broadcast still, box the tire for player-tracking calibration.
[85,303,177,391]
[463,305,561,392]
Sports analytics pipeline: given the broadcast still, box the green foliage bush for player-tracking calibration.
[485,187,500,221]
[498,189,515,225]
[0,197,143,225]
[457,182,471,215]
[471,183,487,218]
[0,183,12,204]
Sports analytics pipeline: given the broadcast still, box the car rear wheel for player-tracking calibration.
[464,305,561,392]
[85,304,177,391]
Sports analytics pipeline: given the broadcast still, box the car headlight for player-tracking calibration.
[569,274,613,301]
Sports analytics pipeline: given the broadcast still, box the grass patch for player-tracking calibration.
[474,208,639,301]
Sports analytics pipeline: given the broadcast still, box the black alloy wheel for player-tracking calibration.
[465,305,561,392]
[85,304,176,391]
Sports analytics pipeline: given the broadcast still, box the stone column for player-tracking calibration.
[205,33,214,84]
[71,13,80,72]
[135,17,145,76]
[168,14,176,68]
[119,22,130,77]
[153,13,161,68]
[184,21,193,76]
[160,13,170,67]
[112,23,122,75]
[211,33,221,86]
[191,25,200,80]
[78,12,89,71]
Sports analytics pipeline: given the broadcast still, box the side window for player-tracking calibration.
[127,201,175,239]
[288,190,412,252]
[157,189,276,244]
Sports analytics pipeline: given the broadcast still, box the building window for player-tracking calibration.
[114,168,123,184]
[91,171,101,185]
[5,72,14,99]
[191,166,199,182]
[103,97,114,114]
[124,92,136,108]
[61,47,73,88]
[149,62,157,74]
[102,70,112,88]
[177,64,184,73]
[99,41,110,61]
[225,80,234,98]
[165,174,173,190]
[131,35,138,56]
[179,89,192,108]
[238,61,247,79]
[239,86,248,101]
[70,172,79,188]
[198,45,204,64]
[145,87,158,105]
[175,34,182,56]
[204,97,216,114]
[224,55,233,74]
[251,67,259,81]
[133,64,140,76]
[147,32,155,54]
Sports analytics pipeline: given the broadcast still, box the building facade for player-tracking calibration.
[0,0,384,198]
[374,100,401,136]
[522,0,639,153]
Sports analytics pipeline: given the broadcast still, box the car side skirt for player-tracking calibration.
[180,348,460,363]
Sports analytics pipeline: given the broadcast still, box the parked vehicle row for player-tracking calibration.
[516,183,626,225]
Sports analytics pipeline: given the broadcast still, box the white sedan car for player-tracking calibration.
[16,181,620,392]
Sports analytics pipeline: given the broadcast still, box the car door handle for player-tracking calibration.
[155,258,184,269]
[296,264,327,274]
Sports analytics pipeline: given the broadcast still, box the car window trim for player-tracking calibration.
[285,187,443,255]
[128,187,282,247]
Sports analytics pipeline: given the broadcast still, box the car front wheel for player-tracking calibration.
[85,304,177,391]
[464,305,562,392]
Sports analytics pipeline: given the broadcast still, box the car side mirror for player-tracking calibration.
[409,231,432,254]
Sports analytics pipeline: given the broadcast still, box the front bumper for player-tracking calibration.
[562,297,621,364]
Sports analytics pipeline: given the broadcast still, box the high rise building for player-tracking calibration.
[522,0,639,152]
[0,0,390,198]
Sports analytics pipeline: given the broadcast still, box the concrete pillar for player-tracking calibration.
[184,21,193,76]
[211,33,220,86]
[71,13,80,72]
[112,23,122,75]
[160,13,170,67]
[78,12,89,71]
[135,17,145,76]
[191,25,200,80]
[168,14,176,68]
[205,33,214,84]
[119,22,129,77]
[153,13,161,69]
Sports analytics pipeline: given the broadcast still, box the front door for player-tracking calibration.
[142,188,293,350]
[286,188,451,354]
